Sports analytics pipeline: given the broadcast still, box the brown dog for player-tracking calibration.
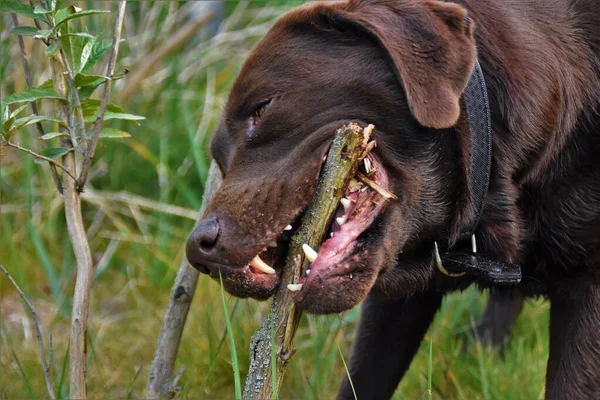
[186,0,600,398]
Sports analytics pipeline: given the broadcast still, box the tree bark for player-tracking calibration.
[146,161,222,400]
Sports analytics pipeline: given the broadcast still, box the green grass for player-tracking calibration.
[1,2,549,399]
[220,272,242,399]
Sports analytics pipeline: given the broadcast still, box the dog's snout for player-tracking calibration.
[186,218,220,274]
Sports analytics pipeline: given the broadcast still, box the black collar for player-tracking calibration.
[435,60,522,285]
[459,59,492,243]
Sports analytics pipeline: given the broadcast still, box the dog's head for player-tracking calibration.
[186,0,477,313]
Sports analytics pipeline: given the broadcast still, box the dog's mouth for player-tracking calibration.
[233,152,392,308]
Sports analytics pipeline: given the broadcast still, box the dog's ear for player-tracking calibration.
[319,0,477,128]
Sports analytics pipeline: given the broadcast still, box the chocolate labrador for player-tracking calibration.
[186,0,600,398]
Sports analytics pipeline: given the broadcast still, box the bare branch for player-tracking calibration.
[145,161,222,400]
[78,0,127,189]
[5,142,78,182]
[0,265,55,400]
[10,13,63,193]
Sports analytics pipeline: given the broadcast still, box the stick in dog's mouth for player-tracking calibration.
[244,141,394,295]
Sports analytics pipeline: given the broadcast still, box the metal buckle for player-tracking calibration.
[433,236,476,278]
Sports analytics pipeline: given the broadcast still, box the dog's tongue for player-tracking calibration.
[290,178,389,293]
[311,190,382,270]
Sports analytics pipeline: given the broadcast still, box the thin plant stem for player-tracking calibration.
[10,13,62,193]
[57,48,81,149]
[5,142,77,182]
[0,265,56,400]
[78,0,126,189]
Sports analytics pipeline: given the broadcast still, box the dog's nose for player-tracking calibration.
[186,218,220,274]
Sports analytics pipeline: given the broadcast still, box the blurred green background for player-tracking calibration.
[1,1,549,399]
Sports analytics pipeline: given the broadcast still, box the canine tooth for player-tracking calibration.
[302,244,318,262]
[363,157,372,174]
[306,269,311,276]
[268,241,278,248]
[336,216,347,226]
[249,255,276,274]
[330,232,334,238]
[340,197,351,210]
[284,224,292,231]
[287,283,303,292]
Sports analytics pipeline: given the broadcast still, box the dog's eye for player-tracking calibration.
[247,99,272,137]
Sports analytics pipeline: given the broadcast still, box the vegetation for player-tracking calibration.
[1,1,549,399]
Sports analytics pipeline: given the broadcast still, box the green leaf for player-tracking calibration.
[34,29,53,40]
[2,88,66,105]
[40,132,70,140]
[81,99,125,115]
[45,42,60,58]
[0,102,8,125]
[99,128,131,139]
[3,116,16,134]
[39,79,54,90]
[0,0,48,22]
[13,115,66,131]
[81,39,111,73]
[9,104,29,119]
[79,40,94,73]
[54,7,73,26]
[59,28,88,73]
[74,74,108,98]
[33,5,52,14]
[55,9,110,28]
[35,147,72,163]
[75,73,108,88]
[9,26,40,37]
[46,0,58,12]
[61,32,94,39]
[84,112,145,124]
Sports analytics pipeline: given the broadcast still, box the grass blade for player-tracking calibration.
[428,338,433,400]
[337,345,357,400]
[219,271,242,399]
[11,348,34,398]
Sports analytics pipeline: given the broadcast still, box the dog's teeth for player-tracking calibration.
[302,244,318,262]
[340,197,351,211]
[336,216,347,226]
[330,232,334,238]
[287,283,303,292]
[284,224,292,231]
[363,158,372,174]
[249,255,276,274]
[306,269,311,276]
[268,241,278,248]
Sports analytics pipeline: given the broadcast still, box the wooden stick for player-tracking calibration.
[243,122,375,399]
[145,161,222,400]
